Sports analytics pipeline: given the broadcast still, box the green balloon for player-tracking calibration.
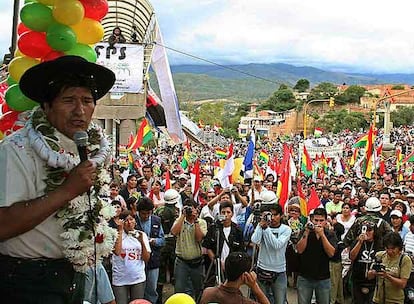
[65,43,97,63]
[47,23,77,52]
[5,84,39,112]
[7,76,17,86]
[20,3,54,32]
[25,0,37,3]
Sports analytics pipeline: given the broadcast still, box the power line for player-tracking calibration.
[152,42,280,85]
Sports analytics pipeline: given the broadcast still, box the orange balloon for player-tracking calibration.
[71,18,104,44]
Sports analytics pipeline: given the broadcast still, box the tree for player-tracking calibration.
[258,87,296,112]
[308,82,338,101]
[294,79,310,92]
[315,110,369,133]
[336,85,366,104]
[391,106,414,127]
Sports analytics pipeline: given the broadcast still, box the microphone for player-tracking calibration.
[73,131,89,162]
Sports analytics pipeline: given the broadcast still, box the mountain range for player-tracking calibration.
[161,63,414,102]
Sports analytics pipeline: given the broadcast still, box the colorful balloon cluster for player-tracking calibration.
[1,0,108,137]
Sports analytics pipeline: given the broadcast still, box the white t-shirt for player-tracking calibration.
[212,203,245,223]
[335,214,356,240]
[0,128,84,258]
[220,226,231,263]
[112,231,151,286]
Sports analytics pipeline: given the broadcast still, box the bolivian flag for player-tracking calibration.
[301,146,313,177]
[128,118,153,151]
[259,150,270,163]
[215,148,227,159]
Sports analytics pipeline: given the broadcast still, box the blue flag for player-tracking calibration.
[243,132,255,178]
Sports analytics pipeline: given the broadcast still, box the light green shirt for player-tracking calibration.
[325,201,343,215]
[174,218,207,260]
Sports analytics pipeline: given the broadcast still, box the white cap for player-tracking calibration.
[390,210,403,218]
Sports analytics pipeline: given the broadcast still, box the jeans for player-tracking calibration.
[174,257,204,301]
[144,268,159,303]
[258,271,287,304]
[113,282,145,304]
[0,255,85,304]
[297,275,331,304]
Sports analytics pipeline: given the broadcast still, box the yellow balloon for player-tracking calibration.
[38,0,56,5]
[0,130,4,140]
[8,56,40,82]
[53,0,84,26]
[165,293,195,304]
[14,48,25,57]
[71,18,104,45]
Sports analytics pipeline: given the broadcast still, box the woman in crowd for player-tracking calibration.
[335,202,356,240]
[368,232,412,304]
[112,211,151,304]
[390,210,409,241]
[149,180,165,209]
[119,175,138,202]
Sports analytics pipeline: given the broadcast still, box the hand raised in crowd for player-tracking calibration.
[61,160,97,200]
[242,271,258,287]
[114,218,124,232]
[259,218,269,230]
[358,232,367,242]
[314,225,324,237]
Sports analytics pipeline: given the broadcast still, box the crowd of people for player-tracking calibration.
[3,55,414,304]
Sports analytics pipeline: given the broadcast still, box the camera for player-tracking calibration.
[128,230,141,238]
[306,222,315,230]
[253,202,262,217]
[372,262,385,272]
[262,211,272,224]
[183,205,193,216]
[216,214,225,225]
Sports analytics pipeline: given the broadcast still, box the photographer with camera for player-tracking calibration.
[368,232,412,304]
[344,196,392,250]
[170,198,207,300]
[202,201,245,287]
[349,220,382,303]
[251,203,292,304]
[296,208,337,304]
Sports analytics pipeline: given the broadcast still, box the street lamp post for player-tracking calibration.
[303,99,329,138]
[372,88,414,144]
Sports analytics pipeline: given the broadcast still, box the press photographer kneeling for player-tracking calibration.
[367,232,412,304]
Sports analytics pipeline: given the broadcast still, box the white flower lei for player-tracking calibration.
[28,107,118,273]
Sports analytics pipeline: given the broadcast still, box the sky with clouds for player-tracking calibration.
[2,0,414,73]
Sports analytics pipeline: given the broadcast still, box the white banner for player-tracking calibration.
[151,22,185,143]
[299,143,345,159]
[95,43,144,93]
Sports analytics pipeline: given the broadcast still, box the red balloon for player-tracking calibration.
[80,0,108,21]
[0,111,20,134]
[18,31,52,58]
[42,50,64,62]
[1,103,11,114]
[17,22,30,36]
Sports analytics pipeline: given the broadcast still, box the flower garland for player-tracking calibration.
[28,107,118,273]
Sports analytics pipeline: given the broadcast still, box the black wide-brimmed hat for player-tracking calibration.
[20,55,115,104]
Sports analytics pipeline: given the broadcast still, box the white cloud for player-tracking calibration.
[2,0,414,73]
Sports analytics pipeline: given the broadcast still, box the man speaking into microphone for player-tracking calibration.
[0,56,116,303]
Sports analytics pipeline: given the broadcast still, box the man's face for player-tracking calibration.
[269,209,281,227]
[44,87,94,139]
[139,209,152,222]
[311,214,327,227]
[220,207,233,223]
[333,194,342,203]
[143,167,152,179]
[221,193,231,202]
[178,178,187,187]
[379,194,390,208]
[322,189,329,198]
